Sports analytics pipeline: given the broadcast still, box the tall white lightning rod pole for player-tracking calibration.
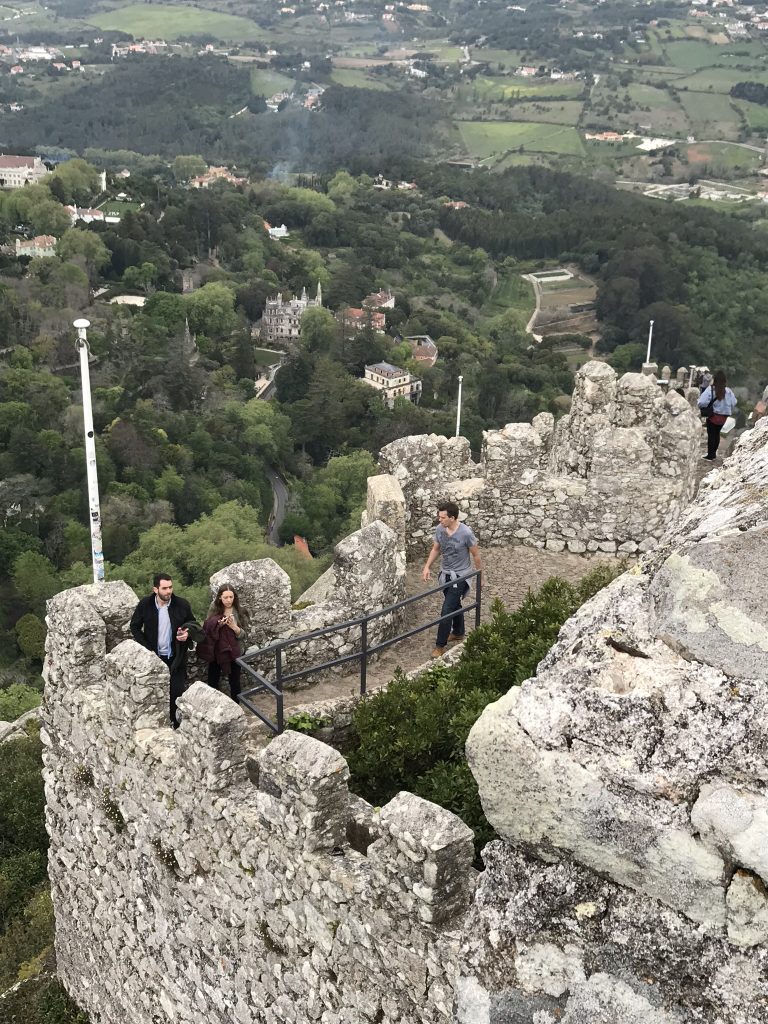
[646,319,655,365]
[74,318,105,584]
[455,375,464,438]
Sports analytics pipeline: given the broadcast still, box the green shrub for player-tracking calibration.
[348,564,625,860]
[37,976,90,1024]
[284,711,329,734]
[0,682,42,721]
[15,614,47,663]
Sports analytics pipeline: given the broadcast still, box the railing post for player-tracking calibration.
[360,619,368,696]
[475,570,482,630]
[275,646,284,733]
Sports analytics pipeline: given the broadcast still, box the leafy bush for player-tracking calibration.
[285,712,329,734]
[0,682,42,721]
[14,614,47,663]
[348,564,625,860]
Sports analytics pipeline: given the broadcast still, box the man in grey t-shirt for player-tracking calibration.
[421,500,482,657]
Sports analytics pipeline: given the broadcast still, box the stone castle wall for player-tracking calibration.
[208,519,405,690]
[43,377,768,1024]
[42,582,474,1024]
[377,362,701,559]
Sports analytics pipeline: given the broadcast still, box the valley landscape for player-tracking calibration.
[1,0,768,1019]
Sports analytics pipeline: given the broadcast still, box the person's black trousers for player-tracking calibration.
[706,419,723,460]
[159,655,187,727]
[207,661,242,703]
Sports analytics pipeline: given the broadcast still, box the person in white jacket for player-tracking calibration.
[698,370,737,461]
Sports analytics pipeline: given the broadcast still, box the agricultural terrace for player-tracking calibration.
[537,274,596,310]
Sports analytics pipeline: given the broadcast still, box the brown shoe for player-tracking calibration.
[447,633,464,643]
[431,646,447,658]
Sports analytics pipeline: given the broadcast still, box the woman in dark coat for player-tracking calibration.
[199,584,249,703]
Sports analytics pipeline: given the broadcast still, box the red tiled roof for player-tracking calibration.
[0,155,37,168]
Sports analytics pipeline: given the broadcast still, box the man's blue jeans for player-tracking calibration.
[436,579,469,648]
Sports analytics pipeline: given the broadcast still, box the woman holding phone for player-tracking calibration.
[199,583,249,704]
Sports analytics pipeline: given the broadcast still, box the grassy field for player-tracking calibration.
[476,270,534,332]
[251,68,295,96]
[539,284,596,309]
[735,99,768,133]
[677,66,768,93]
[678,90,741,139]
[253,347,285,365]
[330,68,391,90]
[457,120,585,159]
[90,3,262,41]
[98,200,142,215]
[507,100,584,125]
[663,39,732,69]
[431,45,463,62]
[591,82,689,136]
[627,83,680,110]
[460,76,583,103]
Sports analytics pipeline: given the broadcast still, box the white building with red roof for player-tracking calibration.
[15,234,57,258]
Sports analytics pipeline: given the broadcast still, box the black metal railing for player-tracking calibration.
[238,570,482,734]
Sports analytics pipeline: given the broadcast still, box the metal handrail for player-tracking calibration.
[238,569,482,734]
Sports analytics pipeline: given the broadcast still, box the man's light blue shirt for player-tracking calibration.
[156,597,172,658]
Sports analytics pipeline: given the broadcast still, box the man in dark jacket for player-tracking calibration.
[129,573,193,727]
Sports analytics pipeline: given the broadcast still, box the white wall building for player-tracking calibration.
[362,361,422,408]
[15,234,57,258]
[0,155,50,189]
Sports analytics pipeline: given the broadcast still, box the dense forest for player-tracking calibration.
[730,81,768,107]
[431,164,768,376]
[0,58,445,174]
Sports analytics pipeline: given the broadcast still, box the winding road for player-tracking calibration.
[265,466,288,546]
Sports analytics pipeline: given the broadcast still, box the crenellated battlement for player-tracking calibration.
[377,362,701,557]
[43,580,475,1023]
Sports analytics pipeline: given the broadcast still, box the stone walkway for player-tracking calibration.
[240,546,613,724]
[241,424,745,727]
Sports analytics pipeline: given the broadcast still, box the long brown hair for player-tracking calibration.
[209,583,249,625]
[713,370,727,402]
